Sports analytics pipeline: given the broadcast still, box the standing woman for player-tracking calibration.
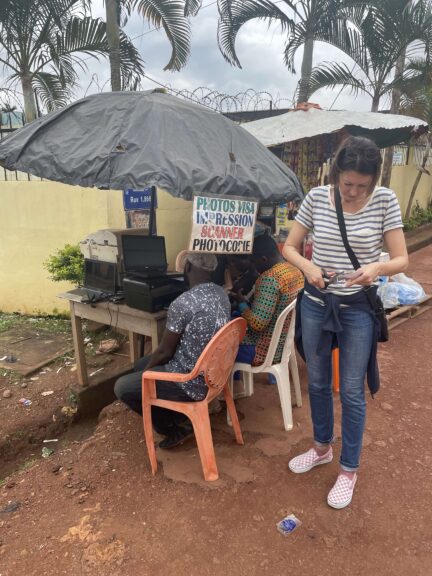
[283,136,408,509]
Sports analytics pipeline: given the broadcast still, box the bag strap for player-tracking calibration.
[334,186,377,308]
[334,186,360,270]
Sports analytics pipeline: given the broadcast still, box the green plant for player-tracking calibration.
[68,388,78,405]
[44,243,84,286]
[403,200,432,230]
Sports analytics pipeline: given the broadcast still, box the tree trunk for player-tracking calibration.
[381,52,406,188]
[297,37,314,104]
[404,136,431,220]
[106,0,121,91]
[371,93,380,112]
[21,74,37,122]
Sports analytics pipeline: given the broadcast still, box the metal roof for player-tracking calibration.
[242,108,429,148]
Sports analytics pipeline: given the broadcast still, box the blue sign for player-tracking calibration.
[123,187,157,211]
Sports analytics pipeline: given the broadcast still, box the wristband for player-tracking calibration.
[238,302,250,313]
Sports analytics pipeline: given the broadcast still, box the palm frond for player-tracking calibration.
[55,16,108,61]
[217,0,293,68]
[119,30,145,89]
[184,0,202,17]
[282,0,365,72]
[129,0,191,71]
[32,70,71,112]
[308,61,368,99]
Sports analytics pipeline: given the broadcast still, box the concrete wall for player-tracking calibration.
[0,181,192,314]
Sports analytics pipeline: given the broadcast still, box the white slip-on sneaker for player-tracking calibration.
[288,446,333,474]
[327,473,357,509]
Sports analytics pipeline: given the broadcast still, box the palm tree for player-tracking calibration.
[307,0,431,111]
[0,0,144,122]
[105,0,192,91]
[185,0,358,104]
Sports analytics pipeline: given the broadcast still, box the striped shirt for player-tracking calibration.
[295,185,403,294]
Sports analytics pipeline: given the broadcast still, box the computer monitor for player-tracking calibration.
[84,260,117,292]
[121,235,168,276]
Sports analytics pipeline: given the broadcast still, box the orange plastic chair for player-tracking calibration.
[141,318,247,482]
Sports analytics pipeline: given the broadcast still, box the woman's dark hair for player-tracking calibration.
[329,136,382,191]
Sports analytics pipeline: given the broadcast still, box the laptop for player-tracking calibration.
[121,235,180,280]
[58,259,118,303]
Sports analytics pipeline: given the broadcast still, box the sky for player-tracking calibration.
[80,0,373,112]
[0,0,375,114]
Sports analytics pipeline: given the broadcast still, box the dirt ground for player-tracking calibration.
[0,246,431,576]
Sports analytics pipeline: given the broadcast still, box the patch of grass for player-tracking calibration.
[0,312,21,333]
[18,458,37,473]
[0,310,71,335]
[0,477,6,488]
[0,367,25,385]
[68,389,78,406]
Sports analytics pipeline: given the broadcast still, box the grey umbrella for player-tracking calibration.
[0,90,303,202]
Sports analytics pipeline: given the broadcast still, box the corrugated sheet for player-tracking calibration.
[242,108,428,148]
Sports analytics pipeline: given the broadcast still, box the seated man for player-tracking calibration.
[232,233,304,372]
[114,252,231,449]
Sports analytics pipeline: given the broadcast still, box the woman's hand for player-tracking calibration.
[345,263,381,287]
[303,262,326,289]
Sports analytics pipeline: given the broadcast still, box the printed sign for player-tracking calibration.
[123,186,157,232]
[189,195,258,254]
[392,151,404,166]
[123,187,157,211]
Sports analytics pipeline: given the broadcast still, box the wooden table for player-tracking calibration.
[68,300,167,386]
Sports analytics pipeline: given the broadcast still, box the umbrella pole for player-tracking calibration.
[148,186,156,237]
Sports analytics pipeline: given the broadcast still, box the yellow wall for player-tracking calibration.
[390,165,432,216]
[0,181,192,314]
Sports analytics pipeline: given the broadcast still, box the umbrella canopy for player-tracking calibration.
[0,90,303,202]
[242,107,428,149]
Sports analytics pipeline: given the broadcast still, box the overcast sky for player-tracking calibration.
[0,0,375,113]
[81,0,373,112]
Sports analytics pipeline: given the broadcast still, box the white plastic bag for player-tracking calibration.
[378,282,400,309]
[378,274,426,308]
[391,273,424,288]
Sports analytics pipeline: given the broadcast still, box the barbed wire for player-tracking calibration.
[83,71,295,113]
[145,81,295,112]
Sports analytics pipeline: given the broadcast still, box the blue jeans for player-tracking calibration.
[301,294,374,471]
[233,344,256,380]
[114,356,194,436]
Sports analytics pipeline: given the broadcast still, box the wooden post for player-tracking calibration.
[69,301,88,386]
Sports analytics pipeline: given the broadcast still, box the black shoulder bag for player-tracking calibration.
[334,187,389,342]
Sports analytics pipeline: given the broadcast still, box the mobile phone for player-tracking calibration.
[344,270,362,280]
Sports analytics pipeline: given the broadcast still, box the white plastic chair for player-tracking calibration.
[229,299,302,431]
